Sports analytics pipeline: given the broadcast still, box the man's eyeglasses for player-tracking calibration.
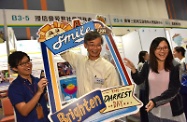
[156,46,168,51]
[87,44,102,48]
[17,59,32,67]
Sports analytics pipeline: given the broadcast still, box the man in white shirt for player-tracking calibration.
[60,31,120,97]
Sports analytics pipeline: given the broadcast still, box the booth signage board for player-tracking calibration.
[109,15,187,28]
[38,19,142,122]
[3,9,187,29]
[4,9,110,26]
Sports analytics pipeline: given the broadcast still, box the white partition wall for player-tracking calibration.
[113,36,124,58]
[165,29,174,50]
[122,31,142,74]
[138,28,166,52]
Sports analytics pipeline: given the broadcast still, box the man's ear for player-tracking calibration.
[84,43,87,48]
[12,67,18,72]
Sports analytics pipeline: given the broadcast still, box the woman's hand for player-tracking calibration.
[145,100,155,112]
[124,58,136,73]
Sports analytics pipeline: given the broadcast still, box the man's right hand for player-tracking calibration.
[37,78,48,94]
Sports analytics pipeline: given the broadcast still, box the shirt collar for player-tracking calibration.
[16,75,35,84]
[87,56,102,62]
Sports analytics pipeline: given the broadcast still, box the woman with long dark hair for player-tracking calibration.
[124,37,186,122]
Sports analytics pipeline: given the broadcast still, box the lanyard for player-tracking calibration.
[23,80,37,96]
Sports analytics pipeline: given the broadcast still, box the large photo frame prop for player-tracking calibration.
[38,19,142,122]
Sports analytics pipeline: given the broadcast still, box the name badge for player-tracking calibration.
[94,76,104,85]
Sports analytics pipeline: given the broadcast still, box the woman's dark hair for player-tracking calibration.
[138,51,148,64]
[174,46,185,57]
[84,31,103,44]
[8,51,30,68]
[149,37,173,73]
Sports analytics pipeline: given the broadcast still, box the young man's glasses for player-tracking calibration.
[17,59,32,67]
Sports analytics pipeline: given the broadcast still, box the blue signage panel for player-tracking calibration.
[50,90,106,122]
[44,21,95,55]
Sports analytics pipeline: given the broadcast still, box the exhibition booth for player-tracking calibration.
[1,10,186,74]
[0,9,187,121]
